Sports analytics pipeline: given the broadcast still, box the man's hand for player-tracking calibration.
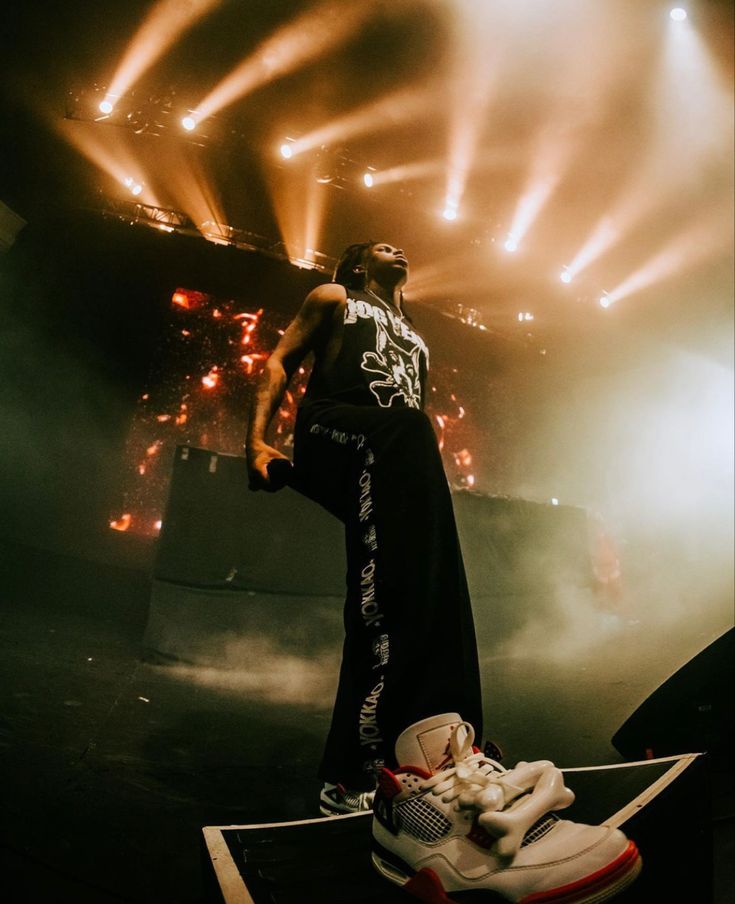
[247,443,291,492]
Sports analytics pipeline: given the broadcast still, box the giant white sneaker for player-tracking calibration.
[372,713,641,903]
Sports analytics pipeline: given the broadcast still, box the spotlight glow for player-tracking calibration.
[560,267,572,284]
[181,115,197,131]
[504,236,518,253]
[288,84,430,157]
[602,205,731,307]
[367,158,445,188]
[599,294,611,308]
[280,143,293,160]
[670,8,688,22]
[99,99,114,115]
[363,172,374,188]
[443,206,458,221]
[53,118,164,208]
[442,4,500,239]
[106,0,223,107]
[192,1,372,122]
[131,183,143,196]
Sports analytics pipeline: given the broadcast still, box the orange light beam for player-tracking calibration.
[569,13,733,279]
[442,0,505,218]
[289,82,433,157]
[269,159,329,267]
[107,0,224,104]
[605,210,732,306]
[195,0,372,122]
[52,119,164,207]
[371,145,516,188]
[154,142,227,238]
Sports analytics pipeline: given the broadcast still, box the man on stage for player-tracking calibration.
[247,241,483,804]
[246,241,640,902]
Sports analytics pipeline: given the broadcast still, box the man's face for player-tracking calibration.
[364,243,409,283]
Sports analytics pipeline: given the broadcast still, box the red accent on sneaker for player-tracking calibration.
[377,769,403,800]
[404,867,454,903]
[519,840,641,904]
[336,783,347,796]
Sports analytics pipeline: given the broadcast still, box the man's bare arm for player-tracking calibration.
[246,282,345,488]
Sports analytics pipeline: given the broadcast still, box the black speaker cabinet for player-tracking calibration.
[155,445,593,597]
[146,445,598,663]
[612,627,734,766]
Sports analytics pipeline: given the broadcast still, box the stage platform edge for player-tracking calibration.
[201,753,711,904]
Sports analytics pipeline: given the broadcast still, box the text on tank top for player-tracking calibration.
[306,288,430,409]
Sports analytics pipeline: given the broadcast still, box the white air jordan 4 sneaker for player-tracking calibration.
[372,713,641,903]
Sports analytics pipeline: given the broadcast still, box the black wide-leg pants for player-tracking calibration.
[293,399,483,790]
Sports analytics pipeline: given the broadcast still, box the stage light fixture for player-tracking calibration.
[560,267,572,284]
[670,8,688,22]
[280,142,293,159]
[550,497,560,506]
[99,99,114,115]
[504,236,518,252]
[181,115,197,131]
[599,293,611,308]
[442,206,458,221]
[363,171,374,188]
[124,177,143,196]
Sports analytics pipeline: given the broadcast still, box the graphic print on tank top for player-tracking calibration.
[345,293,428,409]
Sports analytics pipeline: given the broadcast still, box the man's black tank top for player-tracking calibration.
[303,288,430,410]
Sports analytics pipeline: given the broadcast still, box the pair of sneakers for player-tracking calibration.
[324,713,641,903]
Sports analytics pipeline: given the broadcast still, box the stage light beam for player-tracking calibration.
[288,83,431,158]
[604,207,731,306]
[193,1,372,124]
[106,0,223,105]
[670,8,688,22]
[181,115,197,132]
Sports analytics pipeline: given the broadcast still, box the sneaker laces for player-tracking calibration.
[418,722,575,858]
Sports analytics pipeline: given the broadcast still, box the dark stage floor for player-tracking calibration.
[0,537,732,903]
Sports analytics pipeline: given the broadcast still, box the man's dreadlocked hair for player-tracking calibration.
[332,240,412,321]
[332,241,375,289]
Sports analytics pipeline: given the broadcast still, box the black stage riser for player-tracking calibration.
[155,444,593,597]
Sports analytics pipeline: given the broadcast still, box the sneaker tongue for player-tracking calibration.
[394,713,467,775]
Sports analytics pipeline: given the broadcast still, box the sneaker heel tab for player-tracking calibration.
[377,768,402,800]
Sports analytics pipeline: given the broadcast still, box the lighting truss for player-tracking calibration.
[96,197,197,232]
[93,196,337,274]
[65,85,219,147]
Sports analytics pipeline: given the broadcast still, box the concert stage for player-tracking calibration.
[0,537,731,903]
